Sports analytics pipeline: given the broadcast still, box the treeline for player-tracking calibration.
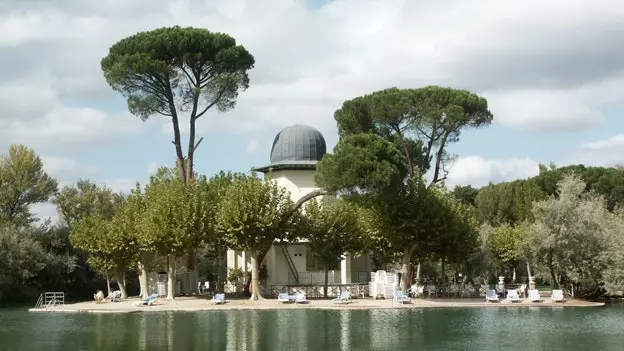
[453,164,624,297]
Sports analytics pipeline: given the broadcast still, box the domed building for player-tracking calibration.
[226,125,372,292]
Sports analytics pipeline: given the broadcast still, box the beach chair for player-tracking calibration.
[212,293,226,305]
[485,289,499,302]
[551,289,565,303]
[506,289,521,302]
[108,290,122,302]
[295,293,309,304]
[528,289,541,302]
[135,293,159,306]
[409,284,424,298]
[332,291,352,304]
[277,293,292,303]
[394,290,411,305]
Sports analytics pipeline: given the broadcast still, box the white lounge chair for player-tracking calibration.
[409,284,424,298]
[333,291,352,304]
[551,289,565,303]
[295,293,309,304]
[485,289,499,302]
[212,293,226,305]
[277,293,291,303]
[528,289,541,302]
[135,293,159,306]
[394,291,411,305]
[506,289,521,302]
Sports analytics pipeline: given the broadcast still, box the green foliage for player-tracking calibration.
[217,173,294,252]
[474,180,545,225]
[334,86,493,181]
[303,198,364,269]
[54,179,125,227]
[526,175,620,295]
[101,26,255,121]
[486,224,524,268]
[0,145,58,226]
[315,133,407,197]
[227,267,245,285]
[139,175,205,257]
[532,164,624,211]
[452,185,479,206]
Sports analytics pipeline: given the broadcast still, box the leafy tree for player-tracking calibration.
[0,225,70,302]
[526,175,617,296]
[70,213,138,298]
[197,171,238,293]
[333,86,493,182]
[303,198,364,297]
[138,173,206,300]
[357,206,400,271]
[101,26,255,182]
[216,173,295,300]
[452,185,479,206]
[315,133,407,197]
[486,224,524,281]
[54,179,125,227]
[474,180,544,225]
[0,144,57,226]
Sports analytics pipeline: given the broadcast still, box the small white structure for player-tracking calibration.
[369,270,397,298]
[226,125,372,290]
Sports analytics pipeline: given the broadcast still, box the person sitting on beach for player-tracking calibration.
[107,290,122,302]
[93,290,105,304]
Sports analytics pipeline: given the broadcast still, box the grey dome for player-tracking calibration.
[269,125,326,163]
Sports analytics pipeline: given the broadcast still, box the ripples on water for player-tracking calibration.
[1,306,623,351]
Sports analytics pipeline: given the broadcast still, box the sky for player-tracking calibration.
[1,0,624,223]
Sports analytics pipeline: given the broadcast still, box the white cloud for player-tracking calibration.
[564,134,624,167]
[245,138,259,154]
[1,0,623,143]
[147,162,163,174]
[446,156,541,188]
[41,156,97,179]
[105,178,139,194]
[30,202,59,225]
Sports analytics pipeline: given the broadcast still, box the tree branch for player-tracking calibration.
[281,189,333,225]
[194,87,228,120]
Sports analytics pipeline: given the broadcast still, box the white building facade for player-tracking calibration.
[226,125,372,290]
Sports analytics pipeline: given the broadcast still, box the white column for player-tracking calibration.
[340,253,352,284]
[241,251,247,271]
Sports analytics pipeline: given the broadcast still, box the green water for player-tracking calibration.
[1,306,623,350]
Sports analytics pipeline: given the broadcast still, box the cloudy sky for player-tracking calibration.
[1,0,623,222]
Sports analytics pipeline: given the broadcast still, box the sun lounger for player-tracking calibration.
[212,293,226,305]
[528,289,541,302]
[506,289,521,302]
[551,289,565,303]
[485,289,499,302]
[295,293,309,304]
[135,293,159,306]
[333,291,352,304]
[277,293,291,303]
[394,290,411,304]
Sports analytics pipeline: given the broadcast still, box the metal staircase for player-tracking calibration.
[279,243,299,284]
[34,292,65,310]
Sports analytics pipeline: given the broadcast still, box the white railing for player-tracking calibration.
[34,292,65,309]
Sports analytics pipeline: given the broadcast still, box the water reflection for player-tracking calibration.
[4,306,624,351]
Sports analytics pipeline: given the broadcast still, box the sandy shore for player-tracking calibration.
[28,296,604,314]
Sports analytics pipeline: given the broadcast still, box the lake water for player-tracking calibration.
[1,305,623,350]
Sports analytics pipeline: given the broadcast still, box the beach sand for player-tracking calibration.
[28,295,604,314]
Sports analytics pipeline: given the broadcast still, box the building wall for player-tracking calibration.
[271,169,319,202]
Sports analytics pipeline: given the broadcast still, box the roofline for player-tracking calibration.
[252,162,317,173]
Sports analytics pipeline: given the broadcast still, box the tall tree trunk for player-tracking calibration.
[548,250,557,288]
[167,254,176,300]
[138,261,149,298]
[526,261,532,278]
[216,249,227,293]
[114,271,127,299]
[249,250,264,301]
[324,267,329,298]
[415,262,422,283]
[512,267,517,283]
[400,249,412,292]
[106,275,112,297]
